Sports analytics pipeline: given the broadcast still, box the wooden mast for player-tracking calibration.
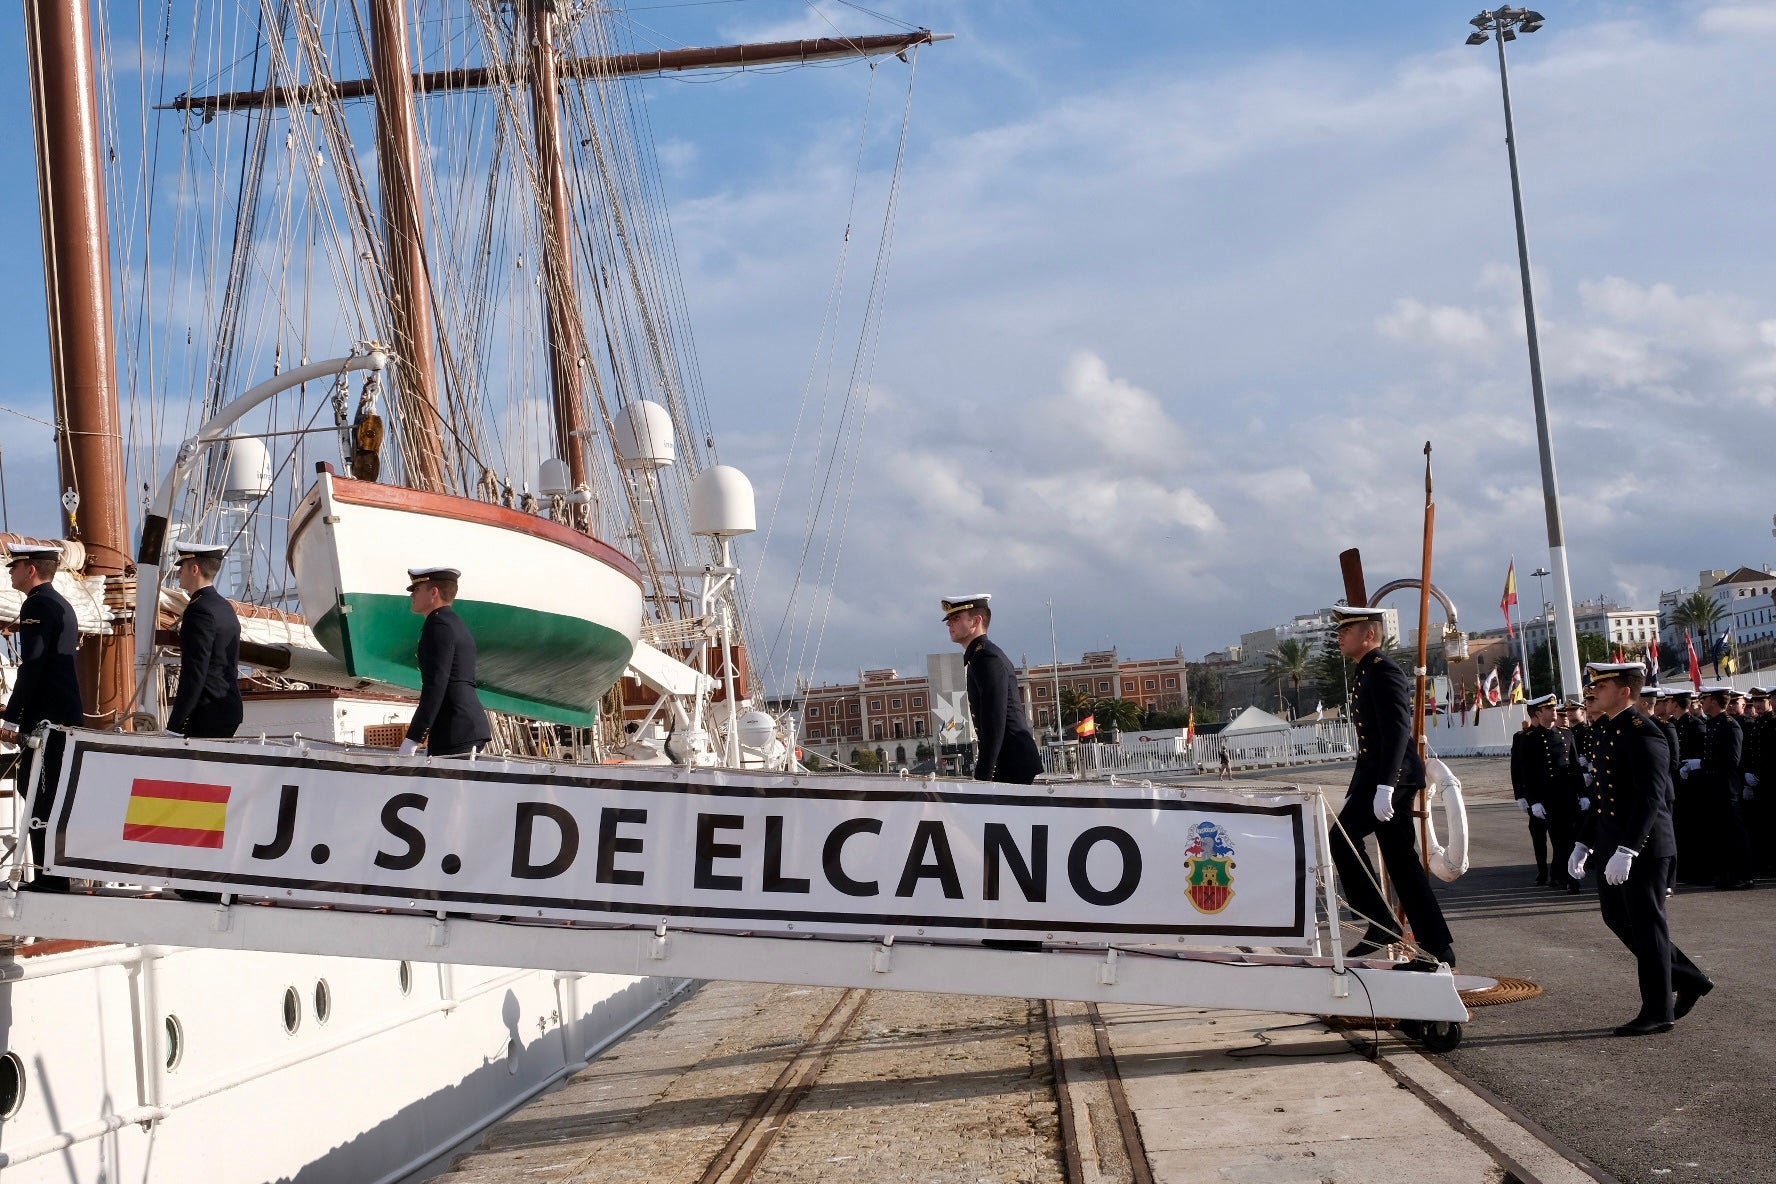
[23,0,134,727]
[370,0,446,491]
[162,33,951,115]
[1414,443,1437,875]
[525,0,591,487]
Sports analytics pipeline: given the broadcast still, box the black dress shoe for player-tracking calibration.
[1566,882,1582,895]
[1404,945,1456,972]
[1675,980,1714,1019]
[1534,870,1548,886]
[1613,1016,1675,1037]
[1347,929,1395,958]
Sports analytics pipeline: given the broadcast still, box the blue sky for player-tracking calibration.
[4,2,1776,688]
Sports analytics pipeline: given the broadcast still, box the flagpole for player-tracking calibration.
[1048,597,1062,744]
[1514,577,1534,698]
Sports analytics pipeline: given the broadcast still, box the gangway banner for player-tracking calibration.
[41,732,1319,945]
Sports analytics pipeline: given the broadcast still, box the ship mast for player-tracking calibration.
[526,0,593,488]
[370,0,447,491]
[163,33,952,115]
[23,0,134,727]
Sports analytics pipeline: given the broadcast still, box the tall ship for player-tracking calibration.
[0,3,940,1179]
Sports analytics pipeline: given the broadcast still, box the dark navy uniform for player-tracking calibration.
[4,573,84,891]
[1329,645,1453,959]
[4,581,83,735]
[1671,700,1708,882]
[1749,697,1775,874]
[404,605,491,757]
[1583,701,1711,1026]
[1522,721,1582,889]
[1676,708,1707,762]
[1509,725,1549,882]
[1699,707,1753,888]
[166,584,243,738]
[964,635,1041,784]
[1656,710,1683,891]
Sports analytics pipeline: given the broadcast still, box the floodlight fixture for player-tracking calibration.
[1466,31,1490,45]
[1470,13,1491,28]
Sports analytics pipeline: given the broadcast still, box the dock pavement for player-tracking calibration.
[425,975,1606,1184]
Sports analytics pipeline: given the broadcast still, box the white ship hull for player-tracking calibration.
[0,943,680,1182]
[0,690,681,1183]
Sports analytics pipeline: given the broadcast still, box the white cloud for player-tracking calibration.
[1377,298,1493,351]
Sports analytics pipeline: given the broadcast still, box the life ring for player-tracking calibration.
[1424,757,1470,882]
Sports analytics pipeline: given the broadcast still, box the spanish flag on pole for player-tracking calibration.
[1075,714,1097,738]
[1501,559,1518,637]
[122,779,230,848]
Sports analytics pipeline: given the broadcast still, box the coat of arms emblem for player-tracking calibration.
[1184,820,1235,914]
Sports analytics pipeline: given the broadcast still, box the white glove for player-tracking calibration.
[1515,798,1530,814]
[1530,802,1546,820]
[1578,797,1591,812]
[1567,843,1590,881]
[1373,784,1395,823]
[1579,755,1592,771]
[163,730,184,739]
[398,738,421,756]
[1583,772,1595,787]
[1604,846,1636,887]
[1746,773,1761,788]
[1679,759,1700,778]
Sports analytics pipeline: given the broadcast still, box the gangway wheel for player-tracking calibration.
[1416,1020,1462,1053]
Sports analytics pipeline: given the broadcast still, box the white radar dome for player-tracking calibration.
[690,465,756,538]
[222,436,273,503]
[538,457,572,497]
[737,710,777,752]
[615,401,675,470]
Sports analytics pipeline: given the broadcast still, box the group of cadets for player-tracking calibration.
[3,544,1749,1035]
[1514,680,1768,895]
[2,542,491,891]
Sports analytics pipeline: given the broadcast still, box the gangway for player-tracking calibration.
[3,728,1476,1030]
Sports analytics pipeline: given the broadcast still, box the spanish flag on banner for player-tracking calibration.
[1075,714,1097,738]
[122,779,230,849]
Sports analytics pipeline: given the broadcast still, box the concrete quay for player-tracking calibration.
[425,977,1602,1184]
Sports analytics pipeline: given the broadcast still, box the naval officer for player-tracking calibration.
[1514,694,1583,891]
[400,567,491,758]
[943,594,1042,784]
[1510,696,1554,885]
[165,542,244,739]
[1568,662,1713,1036]
[1,542,85,892]
[1326,605,1455,967]
[1691,687,1754,890]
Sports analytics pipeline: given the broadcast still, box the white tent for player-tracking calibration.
[1219,706,1294,737]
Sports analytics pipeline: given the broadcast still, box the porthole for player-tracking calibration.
[0,1052,24,1119]
[314,980,332,1025]
[398,960,413,996]
[164,1016,184,1071]
[282,986,301,1035]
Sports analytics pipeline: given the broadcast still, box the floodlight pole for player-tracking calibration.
[1474,9,1582,699]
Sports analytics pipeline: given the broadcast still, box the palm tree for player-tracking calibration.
[1092,697,1144,734]
[1262,639,1315,718]
[1671,591,1726,676]
[1059,686,1093,728]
